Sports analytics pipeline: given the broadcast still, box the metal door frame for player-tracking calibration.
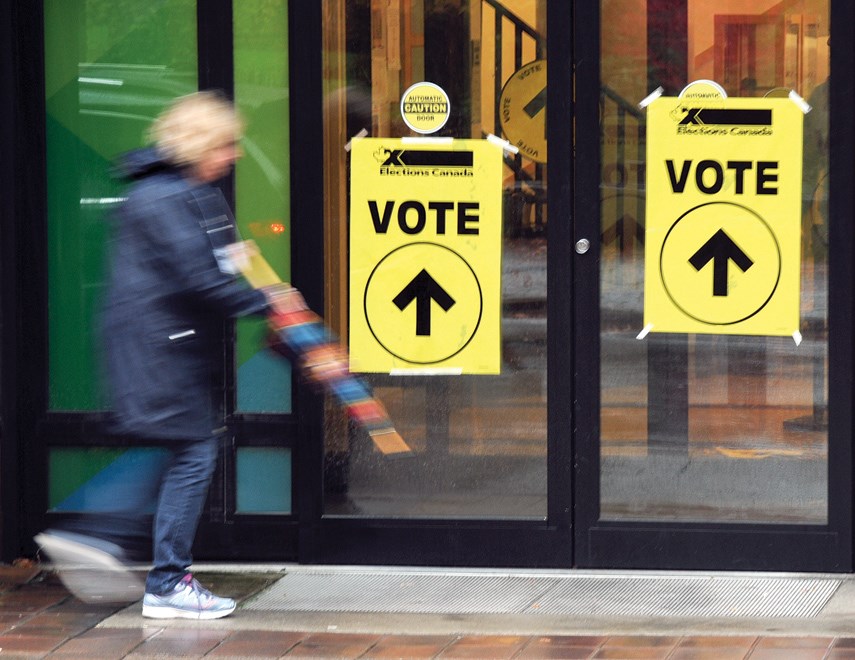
[572,0,855,571]
[292,1,577,568]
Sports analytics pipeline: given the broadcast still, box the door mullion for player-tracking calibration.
[569,0,602,567]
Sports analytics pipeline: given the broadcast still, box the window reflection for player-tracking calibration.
[322,0,548,519]
[600,0,829,524]
[45,0,197,410]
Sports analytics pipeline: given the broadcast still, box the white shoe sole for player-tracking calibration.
[142,603,236,620]
[34,533,144,604]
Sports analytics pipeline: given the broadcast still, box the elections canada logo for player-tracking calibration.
[669,104,773,137]
[373,147,474,178]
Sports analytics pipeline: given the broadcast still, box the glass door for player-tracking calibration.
[573,0,853,571]
[321,0,548,519]
[301,0,574,566]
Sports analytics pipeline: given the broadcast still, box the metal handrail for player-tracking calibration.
[483,0,544,47]
[600,85,646,251]
[485,2,646,242]
[484,0,545,235]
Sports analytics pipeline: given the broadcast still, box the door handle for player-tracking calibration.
[575,238,590,254]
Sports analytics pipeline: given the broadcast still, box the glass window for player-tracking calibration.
[45,0,197,410]
[321,0,548,518]
[236,447,292,513]
[49,447,169,512]
[600,0,829,524]
[234,0,293,413]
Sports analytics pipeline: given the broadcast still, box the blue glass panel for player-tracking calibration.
[236,447,292,514]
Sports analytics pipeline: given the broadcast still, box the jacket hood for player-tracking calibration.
[113,147,175,181]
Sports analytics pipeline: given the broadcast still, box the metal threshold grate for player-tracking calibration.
[244,569,841,619]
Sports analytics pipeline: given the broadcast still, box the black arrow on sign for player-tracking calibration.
[523,86,547,140]
[688,229,754,297]
[523,87,547,118]
[393,269,456,336]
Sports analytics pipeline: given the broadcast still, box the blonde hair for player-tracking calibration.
[149,91,244,167]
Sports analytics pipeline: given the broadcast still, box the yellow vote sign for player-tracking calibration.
[644,96,803,336]
[349,137,503,373]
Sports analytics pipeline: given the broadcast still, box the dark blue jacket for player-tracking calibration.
[103,148,268,440]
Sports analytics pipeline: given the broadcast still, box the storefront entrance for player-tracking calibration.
[302,0,852,571]
[3,0,853,571]
[575,0,852,570]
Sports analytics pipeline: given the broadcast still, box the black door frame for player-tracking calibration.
[0,0,35,563]
[2,0,49,562]
[290,2,576,569]
[572,1,855,571]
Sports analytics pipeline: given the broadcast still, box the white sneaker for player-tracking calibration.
[142,573,236,620]
[34,531,144,604]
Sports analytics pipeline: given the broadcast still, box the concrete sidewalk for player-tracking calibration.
[4,563,855,658]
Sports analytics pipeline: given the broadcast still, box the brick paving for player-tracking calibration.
[0,566,853,658]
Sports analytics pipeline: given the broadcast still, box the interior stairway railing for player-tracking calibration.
[484,0,646,248]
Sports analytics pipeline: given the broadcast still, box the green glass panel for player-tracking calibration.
[234,0,292,413]
[45,0,197,410]
[236,447,292,513]
[48,447,169,512]
[48,447,124,509]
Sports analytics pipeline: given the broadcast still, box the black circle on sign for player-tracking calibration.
[364,241,483,364]
[659,201,782,325]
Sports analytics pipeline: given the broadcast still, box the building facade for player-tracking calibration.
[1,0,853,572]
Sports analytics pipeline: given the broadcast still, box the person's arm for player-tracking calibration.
[132,191,269,318]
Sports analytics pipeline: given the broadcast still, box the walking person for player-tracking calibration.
[36,91,275,620]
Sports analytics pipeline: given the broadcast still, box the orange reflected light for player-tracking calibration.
[247,221,287,237]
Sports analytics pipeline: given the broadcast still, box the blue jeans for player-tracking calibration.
[49,436,219,596]
[145,436,219,595]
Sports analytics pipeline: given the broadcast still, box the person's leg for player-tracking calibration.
[142,435,236,619]
[44,447,171,561]
[145,436,219,596]
[43,448,168,546]
[34,447,171,603]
